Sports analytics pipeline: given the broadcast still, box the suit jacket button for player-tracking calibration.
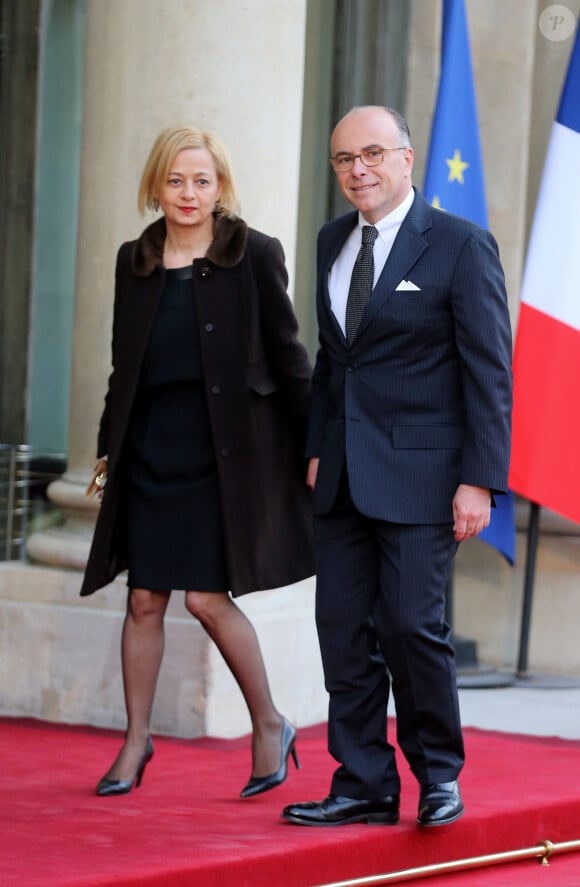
[205,323,214,332]
[220,448,229,457]
[211,385,220,395]
[200,265,212,278]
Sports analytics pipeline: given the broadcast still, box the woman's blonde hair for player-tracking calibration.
[138,126,240,218]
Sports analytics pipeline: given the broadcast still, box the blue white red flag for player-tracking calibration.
[510,25,580,525]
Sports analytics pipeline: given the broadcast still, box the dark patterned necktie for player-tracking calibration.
[345,225,378,345]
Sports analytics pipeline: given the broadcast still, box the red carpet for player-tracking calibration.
[1,717,580,887]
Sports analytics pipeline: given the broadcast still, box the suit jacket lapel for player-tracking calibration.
[357,190,431,337]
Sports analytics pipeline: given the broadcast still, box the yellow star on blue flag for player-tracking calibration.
[423,0,487,225]
[446,149,469,183]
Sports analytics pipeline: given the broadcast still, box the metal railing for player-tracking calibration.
[0,445,67,561]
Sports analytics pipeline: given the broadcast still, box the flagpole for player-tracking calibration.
[516,501,541,676]
[445,574,478,671]
[514,503,580,688]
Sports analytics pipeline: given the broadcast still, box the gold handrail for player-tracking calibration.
[312,838,580,886]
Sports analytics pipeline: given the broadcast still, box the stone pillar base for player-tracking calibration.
[0,563,325,738]
[26,474,97,569]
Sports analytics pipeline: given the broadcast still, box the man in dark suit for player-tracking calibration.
[282,106,512,828]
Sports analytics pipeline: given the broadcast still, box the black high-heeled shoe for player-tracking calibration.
[96,736,154,797]
[240,717,300,798]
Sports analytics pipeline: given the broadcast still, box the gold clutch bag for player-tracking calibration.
[86,456,108,498]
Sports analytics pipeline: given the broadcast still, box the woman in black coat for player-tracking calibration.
[82,125,314,799]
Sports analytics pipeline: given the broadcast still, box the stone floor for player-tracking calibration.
[457,684,580,740]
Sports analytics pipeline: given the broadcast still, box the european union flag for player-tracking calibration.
[424,0,516,565]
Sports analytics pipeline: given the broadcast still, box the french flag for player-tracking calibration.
[509,27,580,524]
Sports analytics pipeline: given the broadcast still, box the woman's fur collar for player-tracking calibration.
[132,213,249,276]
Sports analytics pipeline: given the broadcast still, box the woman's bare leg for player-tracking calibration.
[185,590,283,777]
[100,587,170,781]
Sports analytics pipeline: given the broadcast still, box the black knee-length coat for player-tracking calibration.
[80,214,315,597]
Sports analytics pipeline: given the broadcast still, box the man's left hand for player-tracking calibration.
[452,484,491,542]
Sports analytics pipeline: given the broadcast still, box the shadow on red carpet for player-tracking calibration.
[1,717,579,886]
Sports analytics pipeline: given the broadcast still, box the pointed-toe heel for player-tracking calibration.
[96,735,154,797]
[240,718,300,798]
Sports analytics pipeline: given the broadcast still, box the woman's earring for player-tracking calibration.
[215,200,222,213]
[152,198,160,212]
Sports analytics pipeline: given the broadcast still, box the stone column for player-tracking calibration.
[7,0,327,737]
[28,0,309,567]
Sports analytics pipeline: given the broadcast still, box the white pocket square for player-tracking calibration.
[395,279,421,291]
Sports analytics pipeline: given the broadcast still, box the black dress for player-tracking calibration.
[125,266,229,591]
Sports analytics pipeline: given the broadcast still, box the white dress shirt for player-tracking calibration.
[329,188,415,336]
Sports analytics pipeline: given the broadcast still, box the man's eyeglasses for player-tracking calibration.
[330,146,407,173]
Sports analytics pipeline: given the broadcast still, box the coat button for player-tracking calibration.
[220,448,229,457]
[205,323,214,332]
[211,385,220,395]
[200,265,212,278]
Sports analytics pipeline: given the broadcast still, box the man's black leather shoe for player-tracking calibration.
[281,793,400,826]
[417,780,463,826]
